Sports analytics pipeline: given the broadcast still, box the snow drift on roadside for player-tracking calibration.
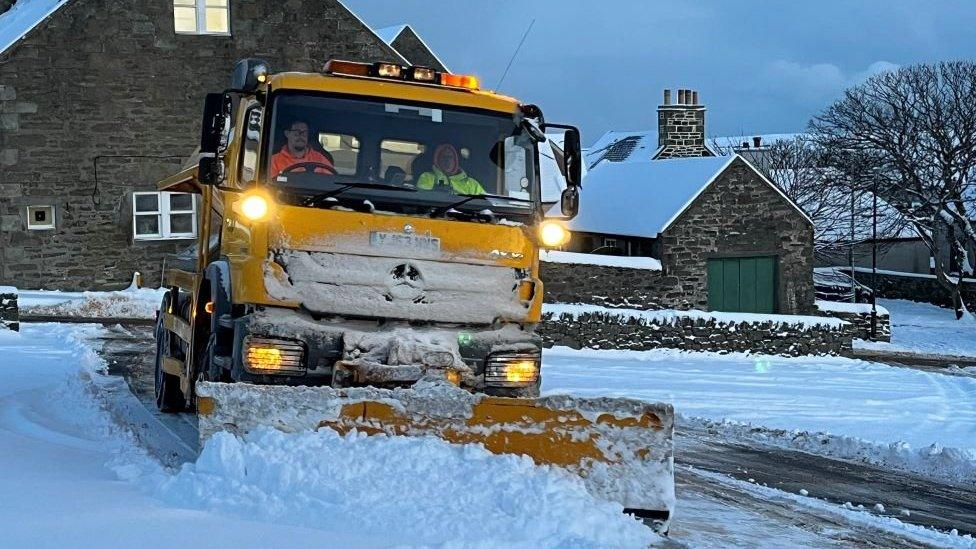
[154,428,657,548]
[542,345,976,484]
[18,288,165,319]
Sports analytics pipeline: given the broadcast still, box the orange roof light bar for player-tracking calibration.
[322,59,480,91]
[440,73,480,90]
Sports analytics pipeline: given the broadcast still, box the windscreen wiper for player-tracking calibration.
[305,182,415,207]
[431,193,532,217]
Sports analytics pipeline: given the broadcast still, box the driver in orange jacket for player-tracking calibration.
[269,120,335,178]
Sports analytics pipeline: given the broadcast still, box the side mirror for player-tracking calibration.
[200,93,227,155]
[562,128,582,188]
[198,156,222,186]
[560,187,579,218]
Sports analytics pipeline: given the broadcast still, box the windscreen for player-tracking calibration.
[264,93,538,217]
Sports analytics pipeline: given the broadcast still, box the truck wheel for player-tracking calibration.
[154,298,187,412]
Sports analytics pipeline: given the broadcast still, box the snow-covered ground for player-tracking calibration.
[0,323,658,548]
[542,346,976,483]
[17,288,165,319]
[855,298,976,358]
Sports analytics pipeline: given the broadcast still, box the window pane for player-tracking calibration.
[170,214,194,234]
[169,193,193,211]
[174,6,197,32]
[135,215,160,236]
[381,140,425,183]
[205,0,227,6]
[317,133,359,175]
[205,7,229,33]
[173,0,195,5]
[135,194,159,212]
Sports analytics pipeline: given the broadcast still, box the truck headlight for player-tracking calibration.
[243,336,305,374]
[539,221,570,247]
[240,194,270,221]
[485,354,540,385]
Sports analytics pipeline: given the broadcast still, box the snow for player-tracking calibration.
[545,302,848,329]
[816,299,889,315]
[855,298,976,358]
[542,345,976,482]
[568,155,736,239]
[158,428,656,547]
[539,250,662,270]
[0,0,67,54]
[18,288,166,319]
[0,323,659,547]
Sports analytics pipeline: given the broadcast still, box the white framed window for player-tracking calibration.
[173,0,230,35]
[133,192,197,240]
[27,205,55,230]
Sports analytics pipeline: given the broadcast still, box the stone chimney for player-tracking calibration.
[656,88,714,159]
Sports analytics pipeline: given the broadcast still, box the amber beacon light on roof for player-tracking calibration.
[323,59,481,90]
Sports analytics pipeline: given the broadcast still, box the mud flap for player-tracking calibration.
[196,381,675,532]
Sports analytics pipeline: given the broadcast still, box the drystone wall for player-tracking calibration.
[539,261,694,310]
[815,303,891,343]
[0,288,18,331]
[839,268,976,309]
[540,308,854,356]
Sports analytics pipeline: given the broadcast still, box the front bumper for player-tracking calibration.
[229,307,542,395]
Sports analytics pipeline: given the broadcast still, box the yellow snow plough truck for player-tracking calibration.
[153,58,674,531]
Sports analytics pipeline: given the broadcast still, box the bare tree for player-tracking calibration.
[711,136,910,259]
[811,61,976,318]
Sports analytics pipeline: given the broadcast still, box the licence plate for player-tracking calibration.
[370,231,441,252]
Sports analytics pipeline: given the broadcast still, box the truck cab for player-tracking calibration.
[154,58,582,412]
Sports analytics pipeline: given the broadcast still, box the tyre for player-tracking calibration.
[154,295,187,413]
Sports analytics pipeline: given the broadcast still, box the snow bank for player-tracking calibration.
[155,428,656,547]
[543,345,976,484]
[816,299,889,315]
[544,303,848,329]
[540,250,663,270]
[854,298,976,358]
[18,288,165,319]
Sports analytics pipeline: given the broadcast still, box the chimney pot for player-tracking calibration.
[663,89,671,105]
[678,89,686,104]
[692,90,699,105]
[741,141,750,149]
[753,136,762,148]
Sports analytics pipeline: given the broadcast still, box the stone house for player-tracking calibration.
[556,89,816,315]
[0,0,444,290]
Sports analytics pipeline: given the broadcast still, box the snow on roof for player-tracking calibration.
[584,130,658,168]
[0,0,68,55]
[568,154,736,238]
[539,250,662,270]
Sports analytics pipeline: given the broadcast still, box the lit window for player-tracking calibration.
[26,205,55,230]
[133,192,197,240]
[173,0,230,35]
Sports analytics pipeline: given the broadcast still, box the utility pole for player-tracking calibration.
[871,179,878,339]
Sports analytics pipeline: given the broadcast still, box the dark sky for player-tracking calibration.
[345,0,976,145]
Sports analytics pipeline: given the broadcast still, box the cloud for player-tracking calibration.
[765,60,900,104]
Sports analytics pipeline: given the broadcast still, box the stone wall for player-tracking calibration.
[816,304,890,342]
[660,157,816,315]
[0,288,17,331]
[0,0,404,290]
[540,261,694,310]
[655,106,711,159]
[540,308,854,356]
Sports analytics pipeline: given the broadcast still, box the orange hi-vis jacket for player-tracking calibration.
[269,146,334,178]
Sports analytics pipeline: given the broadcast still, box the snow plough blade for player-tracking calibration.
[195,381,675,531]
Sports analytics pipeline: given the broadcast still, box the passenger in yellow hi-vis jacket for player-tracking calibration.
[416,143,486,195]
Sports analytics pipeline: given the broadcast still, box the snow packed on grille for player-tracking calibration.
[266,249,528,324]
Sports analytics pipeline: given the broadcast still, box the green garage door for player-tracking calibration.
[707,257,776,313]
